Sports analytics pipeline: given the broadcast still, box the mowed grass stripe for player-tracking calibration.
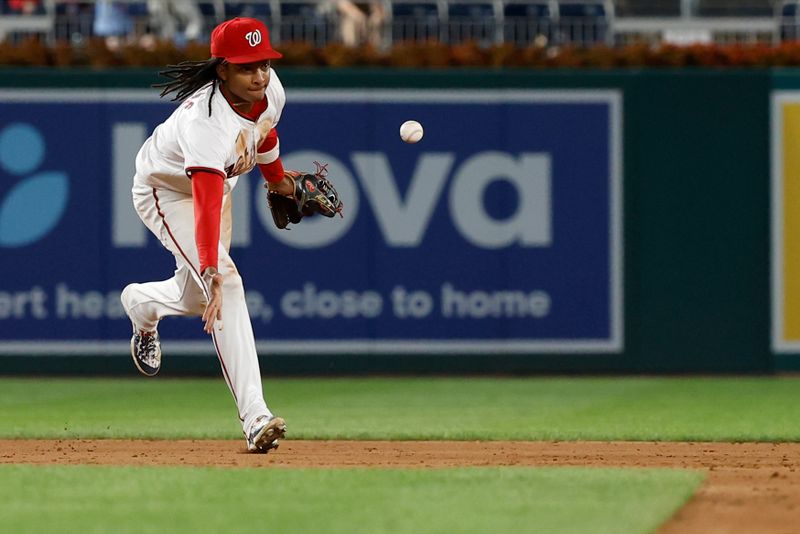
[0,465,703,534]
[1,377,799,441]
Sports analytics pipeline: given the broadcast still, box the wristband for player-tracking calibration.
[202,267,219,287]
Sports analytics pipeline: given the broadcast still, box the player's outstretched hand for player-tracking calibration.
[202,268,224,333]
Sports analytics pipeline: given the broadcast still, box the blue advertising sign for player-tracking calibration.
[0,89,622,355]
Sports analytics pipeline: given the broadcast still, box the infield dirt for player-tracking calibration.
[1,440,798,533]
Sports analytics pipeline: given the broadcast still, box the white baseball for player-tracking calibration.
[399,120,424,144]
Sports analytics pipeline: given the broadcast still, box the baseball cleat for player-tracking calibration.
[246,415,286,453]
[130,330,162,377]
[121,284,161,376]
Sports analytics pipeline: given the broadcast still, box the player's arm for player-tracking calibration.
[178,119,228,332]
[187,168,224,333]
[257,127,294,196]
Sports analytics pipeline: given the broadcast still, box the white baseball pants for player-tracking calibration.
[125,182,272,434]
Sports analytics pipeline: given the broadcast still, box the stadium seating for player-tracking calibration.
[557,0,611,46]
[0,0,790,48]
[695,0,774,17]
[780,0,800,41]
[444,0,499,45]
[613,0,680,16]
[389,0,443,42]
[222,1,273,19]
[502,0,555,46]
[277,0,336,45]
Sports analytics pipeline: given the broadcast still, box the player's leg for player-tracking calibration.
[211,248,285,448]
[128,185,210,319]
[220,185,286,449]
[121,265,205,377]
[122,185,206,375]
[130,184,217,339]
[215,197,285,449]
[121,263,206,332]
[130,184,283,449]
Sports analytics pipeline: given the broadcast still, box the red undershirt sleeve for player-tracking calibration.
[190,170,224,273]
[259,158,285,183]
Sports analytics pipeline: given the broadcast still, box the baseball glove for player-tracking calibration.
[267,162,344,230]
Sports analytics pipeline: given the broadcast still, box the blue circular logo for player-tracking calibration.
[0,123,45,175]
[0,123,69,247]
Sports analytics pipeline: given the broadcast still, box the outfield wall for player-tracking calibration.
[0,68,790,374]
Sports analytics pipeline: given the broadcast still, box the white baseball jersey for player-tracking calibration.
[134,68,286,195]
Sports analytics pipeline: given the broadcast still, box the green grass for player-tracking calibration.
[0,464,703,534]
[1,377,799,441]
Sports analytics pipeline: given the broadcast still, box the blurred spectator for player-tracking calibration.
[334,0,386,48]
[146,0,203,45]
[7,0,43,15]
[93,0,132,51]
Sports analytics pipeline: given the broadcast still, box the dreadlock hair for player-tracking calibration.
[152,58,224,117]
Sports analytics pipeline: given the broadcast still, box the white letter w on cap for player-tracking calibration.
[246,30,262,47]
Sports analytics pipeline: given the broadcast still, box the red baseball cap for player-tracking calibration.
[210,17,282,64]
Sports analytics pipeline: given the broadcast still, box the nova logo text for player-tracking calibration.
[111,124,552,250]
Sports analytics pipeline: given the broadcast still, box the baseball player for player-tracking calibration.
[120,17,340,453]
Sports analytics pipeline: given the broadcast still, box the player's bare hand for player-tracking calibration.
[201,268,223,334]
